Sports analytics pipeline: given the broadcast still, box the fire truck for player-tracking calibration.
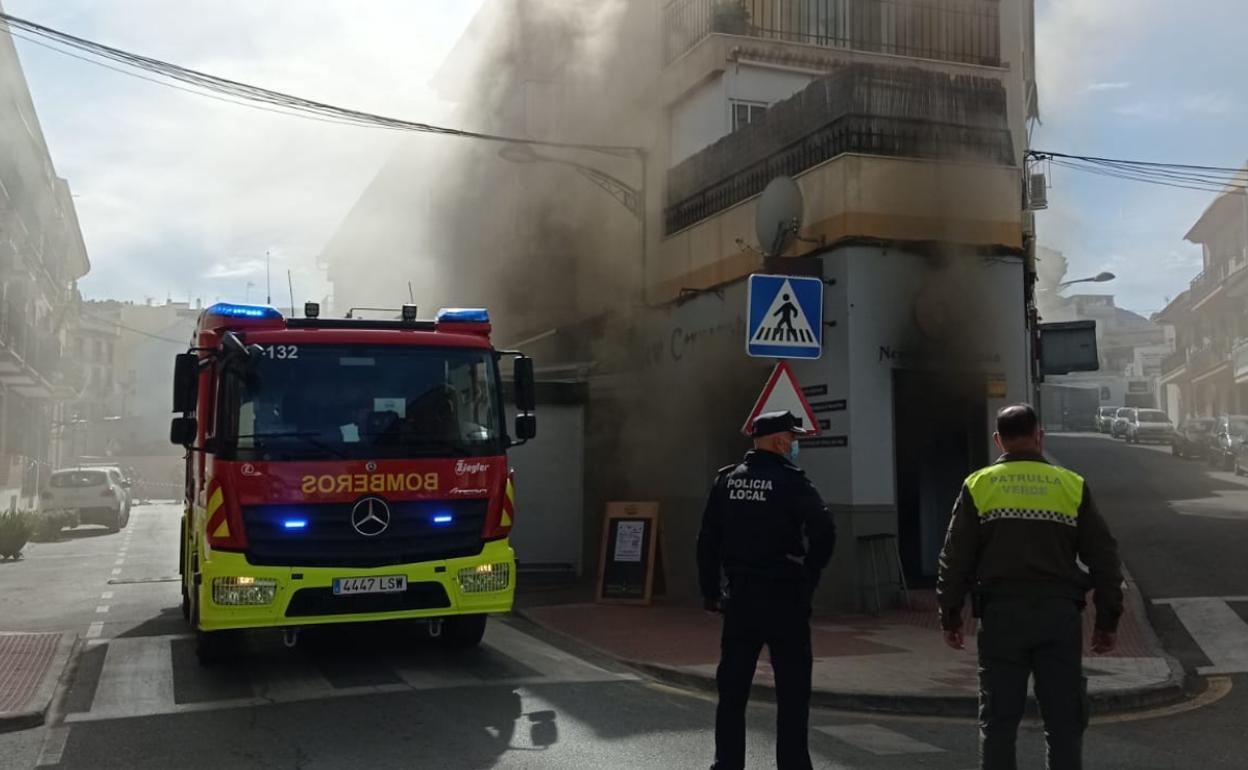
[169,302,536,663]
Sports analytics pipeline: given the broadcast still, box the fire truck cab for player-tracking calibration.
[170,302,535,663]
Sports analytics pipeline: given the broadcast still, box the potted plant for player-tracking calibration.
[711,0,750,35]
[0,510,36,560]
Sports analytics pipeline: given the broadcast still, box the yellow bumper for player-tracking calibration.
[196,539,515,632]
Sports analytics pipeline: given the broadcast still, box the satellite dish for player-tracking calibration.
[755,176,804,257]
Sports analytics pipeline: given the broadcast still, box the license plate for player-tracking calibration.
[332,575,407,596]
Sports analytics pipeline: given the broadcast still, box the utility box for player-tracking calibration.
[1039,321,1099,375]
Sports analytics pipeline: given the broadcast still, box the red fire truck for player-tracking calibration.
[169,302,536,663]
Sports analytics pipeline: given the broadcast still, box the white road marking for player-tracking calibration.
[111,568,121,575]
[67,622,637,723]
[101,591,114,600]
[34,725,70,767]
[85,622,104,639]
[95,605,109,614]
[816,724,946,756]
[90,635,177,718]
[114,559,125,566]
[1154,597,1248,674]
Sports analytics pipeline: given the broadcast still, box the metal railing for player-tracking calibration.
[665,112,1013,234]
[1161,348,1188,376]
[663,0,1001,66]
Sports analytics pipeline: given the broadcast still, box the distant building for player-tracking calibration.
[0,17,91,509]
[64,300,201,464]
[1155,165,1248,419]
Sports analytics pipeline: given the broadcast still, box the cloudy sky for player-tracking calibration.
[6,0,484,307]
[1034,0,1248,315]
[6,0,1248,316]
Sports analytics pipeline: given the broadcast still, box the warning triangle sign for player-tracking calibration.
[741,361,821,437]
[749,279,818,347]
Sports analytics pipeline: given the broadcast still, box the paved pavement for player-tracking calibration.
[519,582,1180,715]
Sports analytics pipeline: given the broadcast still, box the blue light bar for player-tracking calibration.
[432,514,454,525]
[282,519,308,530]
[436,308,490,324]
[207,302,283,320]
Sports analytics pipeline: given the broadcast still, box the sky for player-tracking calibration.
[5,0,485,307]
[1034,0,1248,316]
[4,0,1248,316]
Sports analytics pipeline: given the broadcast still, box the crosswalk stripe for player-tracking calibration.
[90,635,177,718]
[64,620,636,723]
[816,724,946,756]
[1154,597,1248,674]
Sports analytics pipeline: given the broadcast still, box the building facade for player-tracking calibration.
[0,20,91,509]
[1156,169,1248,420]
[323,0,1038,608]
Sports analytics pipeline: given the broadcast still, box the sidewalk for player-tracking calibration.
[517,581,1185,716]
[0,631,76,733]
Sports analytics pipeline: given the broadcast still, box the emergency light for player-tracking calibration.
[435,308,490,324]
[432,514,454,525]
[282,519,308,530]
[206,302,283,320]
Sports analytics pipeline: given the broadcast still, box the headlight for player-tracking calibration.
[457,563,510,593]
[212,576,277,605]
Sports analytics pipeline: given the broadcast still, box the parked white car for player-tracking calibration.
[40,468,132,532]
[1126,409,1174,444]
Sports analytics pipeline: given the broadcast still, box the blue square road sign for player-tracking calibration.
[746,274,823,359]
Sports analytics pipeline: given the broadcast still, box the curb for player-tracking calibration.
[515,608,1188,718]
[0,632,79,735]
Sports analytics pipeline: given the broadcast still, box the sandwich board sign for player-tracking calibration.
[746,274,823,359]
[741,361,821,437]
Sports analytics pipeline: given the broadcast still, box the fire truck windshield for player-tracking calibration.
[216,344,505,460]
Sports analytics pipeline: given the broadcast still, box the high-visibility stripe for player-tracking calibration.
[966,461,1083,521]
[205,485,229,540]
[500,480,514,528]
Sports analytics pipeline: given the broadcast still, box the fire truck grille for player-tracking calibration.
[242,499,489,568]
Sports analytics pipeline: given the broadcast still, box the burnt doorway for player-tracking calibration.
[892,370,988,586]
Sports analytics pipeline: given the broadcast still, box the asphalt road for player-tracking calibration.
[0,465,1244,769]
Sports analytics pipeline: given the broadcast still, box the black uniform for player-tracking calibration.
[697,449,836,770]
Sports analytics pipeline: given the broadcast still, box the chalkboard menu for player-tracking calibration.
[596,502,661,605]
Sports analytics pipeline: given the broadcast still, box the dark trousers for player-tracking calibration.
[712,580,813,770]
[978,595,1089,770]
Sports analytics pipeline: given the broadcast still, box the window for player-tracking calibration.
[731,100,769,131]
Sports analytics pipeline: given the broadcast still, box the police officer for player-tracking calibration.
[937,404,1123,770]
[697,410,837,770]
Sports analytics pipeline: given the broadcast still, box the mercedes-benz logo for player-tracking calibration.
[350,497,391,537]
[365,461,377,472]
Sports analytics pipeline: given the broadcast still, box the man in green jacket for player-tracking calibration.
[938,403,1123,770]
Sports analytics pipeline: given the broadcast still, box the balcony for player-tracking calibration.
[1189,253,1248,308]
[1187,342,1231,380]
[1161,348,1188,378]
[0,313,61,398]
[663,0,1002,67]
[665,62,1013,235]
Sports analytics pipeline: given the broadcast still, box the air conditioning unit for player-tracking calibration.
[1027,172,1048,211]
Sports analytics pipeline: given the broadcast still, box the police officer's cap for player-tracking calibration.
[750,411,813,438]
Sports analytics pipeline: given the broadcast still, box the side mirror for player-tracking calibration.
[173,353,199,413]
[121,480,133,488]
[170,416,198,447]
[515,413,537,441]
[514,357,536,413]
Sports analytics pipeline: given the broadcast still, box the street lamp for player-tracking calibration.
[1059,271,1116,288]
[497,143,648,302]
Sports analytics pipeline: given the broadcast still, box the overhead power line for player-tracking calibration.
[0,11,643,158]
[1029,150,1248,195]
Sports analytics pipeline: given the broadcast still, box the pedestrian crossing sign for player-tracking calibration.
[746,274,823,359]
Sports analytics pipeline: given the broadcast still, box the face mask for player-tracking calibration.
[788,441,800,464]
